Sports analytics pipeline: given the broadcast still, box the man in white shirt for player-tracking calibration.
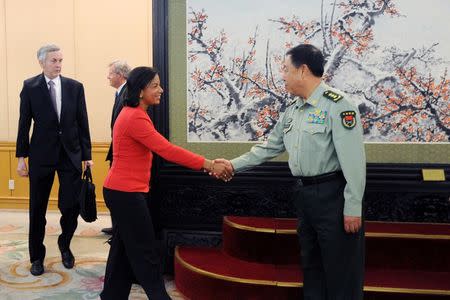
[16,44,93,276]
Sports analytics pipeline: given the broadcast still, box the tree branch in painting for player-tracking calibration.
[188,1,449,142]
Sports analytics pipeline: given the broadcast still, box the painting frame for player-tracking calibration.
[152,0,449,167]
[184,0,450,145]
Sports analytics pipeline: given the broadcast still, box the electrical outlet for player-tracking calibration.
[8,179,15,190]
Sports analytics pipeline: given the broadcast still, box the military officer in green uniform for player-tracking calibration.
[216,44,366,299]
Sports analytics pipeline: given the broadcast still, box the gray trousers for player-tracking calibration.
[293,175,364,300]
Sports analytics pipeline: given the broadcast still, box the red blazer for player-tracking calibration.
[104,106,204,192]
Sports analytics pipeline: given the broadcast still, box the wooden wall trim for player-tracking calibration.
[0,142,110,212]
[0,141,110,149]
[0,196,108,211]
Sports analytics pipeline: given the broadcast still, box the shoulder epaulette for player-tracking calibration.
[323,90,343,102]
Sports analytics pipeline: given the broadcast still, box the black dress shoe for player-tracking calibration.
[61,250,75,269]
[101,227,113,235]
[30,260,44,276]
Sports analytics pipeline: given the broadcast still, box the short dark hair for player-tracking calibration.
[123,66,159,107]
[286,44,324,77]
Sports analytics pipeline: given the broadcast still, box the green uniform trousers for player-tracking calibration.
[293,173,364,300]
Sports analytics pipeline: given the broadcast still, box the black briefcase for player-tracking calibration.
[78,166,97,222]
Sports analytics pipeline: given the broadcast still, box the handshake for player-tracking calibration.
[204,158,234,182]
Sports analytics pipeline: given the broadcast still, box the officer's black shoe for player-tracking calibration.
[61,250,75,269]
[30,260,44,276]
[101,227,113,235]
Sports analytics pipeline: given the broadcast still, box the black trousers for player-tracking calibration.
[101,188,171,300]
[106,160,116,230]
[293,175,364,300]
[28,147,81,263]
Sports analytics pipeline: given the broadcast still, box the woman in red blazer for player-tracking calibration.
[100,67,230,300]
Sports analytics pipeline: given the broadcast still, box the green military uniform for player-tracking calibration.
[231,82,366,299]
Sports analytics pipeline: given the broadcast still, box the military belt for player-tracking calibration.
[297,171,343,186]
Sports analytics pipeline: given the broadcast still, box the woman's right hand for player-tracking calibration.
[203,159,233,182]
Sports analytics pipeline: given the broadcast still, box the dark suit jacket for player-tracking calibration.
[105,85,126,162]
[16,73,92,172]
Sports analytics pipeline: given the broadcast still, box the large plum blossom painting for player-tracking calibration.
[187,0,450,143]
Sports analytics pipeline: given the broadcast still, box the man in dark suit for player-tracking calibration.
[16,44,93,276]
[102,60,130,235]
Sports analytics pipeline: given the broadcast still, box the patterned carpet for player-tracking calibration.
[0,210,185,300]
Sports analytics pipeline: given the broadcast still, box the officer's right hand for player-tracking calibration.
[213,158,235,176]
[17,157,29,177]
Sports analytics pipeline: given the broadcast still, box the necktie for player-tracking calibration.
[111,91,121,129]
[48,80,59,120]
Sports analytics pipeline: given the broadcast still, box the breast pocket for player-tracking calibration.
[303,125,326,135]
[301,124,328,152]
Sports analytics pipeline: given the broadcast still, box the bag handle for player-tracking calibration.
[83,166,93,182]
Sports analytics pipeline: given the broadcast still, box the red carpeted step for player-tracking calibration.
[365,237,450,271]
[174,246,301,300]
[364,269,450,295]
[175,246,450,299]
[223,216,300,264]
[223,216,450,238]
[223,216,450,271]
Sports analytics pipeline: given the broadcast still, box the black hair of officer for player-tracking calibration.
[123,66,159,107]
[286,44,325,77]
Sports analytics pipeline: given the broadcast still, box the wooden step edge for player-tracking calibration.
[175,247,450,296]
[175,246,285,286]
[365,232,450,240]
[368,220,450,226]
[223,216,276,234]
[364,286,450,296]
[224,217,450,240]
[228,217,450,226]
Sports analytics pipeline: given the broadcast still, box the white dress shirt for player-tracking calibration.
[45,75,62,120]
[117,82,126,96]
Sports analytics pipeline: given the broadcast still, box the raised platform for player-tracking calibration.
[175,216,450,299]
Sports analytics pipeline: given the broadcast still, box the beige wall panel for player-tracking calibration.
[0,150,11,197]
[90,144,110,207]
[74,0,152,142]
[9,153,29,198]
[2,0,153,143]
[0,0,9,140]
[5,0,76,142]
